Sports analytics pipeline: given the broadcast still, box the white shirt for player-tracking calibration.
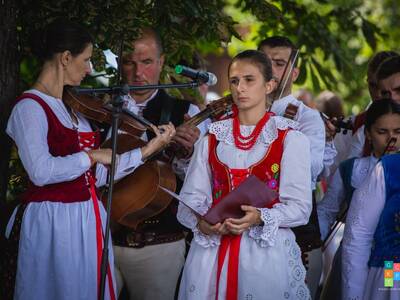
[178,116,312,246]
[341,161,386,300]
[317,155,378,240]
[6,89,142,188]
[271,94,326,188]
[122,90,208,180]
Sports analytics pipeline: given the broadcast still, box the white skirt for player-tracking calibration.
[363,267,400,300]
[178,228,310,300]
[8,199,116,300]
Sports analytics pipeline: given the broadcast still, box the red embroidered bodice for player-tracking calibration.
[15,93,100,203]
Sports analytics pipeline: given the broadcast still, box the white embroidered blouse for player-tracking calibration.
[177,115,312,248]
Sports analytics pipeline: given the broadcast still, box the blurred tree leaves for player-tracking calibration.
[226,0,398,113]
[14,0,394,112]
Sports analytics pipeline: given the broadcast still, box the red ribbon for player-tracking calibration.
[88,173,116,300]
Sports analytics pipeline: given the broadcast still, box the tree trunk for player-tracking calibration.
[0,1,19,235]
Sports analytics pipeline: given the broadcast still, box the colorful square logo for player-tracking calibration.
[385,269,394,278]
[385,278,394,287]
[394,263,400,272]
[385,261,394,269]
[394,272,400,281]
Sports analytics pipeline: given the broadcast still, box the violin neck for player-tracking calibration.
[184,106,213,127]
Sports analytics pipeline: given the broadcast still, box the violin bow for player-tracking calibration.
[268,48,300,112]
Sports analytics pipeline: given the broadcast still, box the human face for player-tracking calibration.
[121,35,164,103]
[64,43,93,86]
[366,113,400,157]
[259,46,299,97]
[228,60,274,113]
[379,73,400,104]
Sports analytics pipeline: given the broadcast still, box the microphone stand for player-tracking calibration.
[76,80,200,300]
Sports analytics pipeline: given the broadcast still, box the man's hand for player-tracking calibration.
[172,114,200,158]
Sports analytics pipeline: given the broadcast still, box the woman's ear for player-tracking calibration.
[60,50,72,68]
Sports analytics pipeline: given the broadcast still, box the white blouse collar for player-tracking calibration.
[208,115,298,146]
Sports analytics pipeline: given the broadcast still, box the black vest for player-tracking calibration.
[123,90,191,235]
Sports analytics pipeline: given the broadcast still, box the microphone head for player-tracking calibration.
[206,72,218,86]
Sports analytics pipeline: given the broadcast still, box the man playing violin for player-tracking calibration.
[112,27,207,300]
[258,36,327,299]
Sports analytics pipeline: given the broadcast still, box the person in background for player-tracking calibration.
[318,98,400,299]
[377,55,400,104]
[347,51,399,159]
[294,88,316,109]
[342,98,400,300]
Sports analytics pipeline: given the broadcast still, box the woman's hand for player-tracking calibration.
[198,218,229,236]
[224,205,262,235]
[141,122,176,160]
[86,148,113,166]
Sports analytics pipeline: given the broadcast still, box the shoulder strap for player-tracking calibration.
[283,103,299,120]
[339,157,357,205]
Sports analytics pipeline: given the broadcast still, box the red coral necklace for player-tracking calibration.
[232,111,272,150]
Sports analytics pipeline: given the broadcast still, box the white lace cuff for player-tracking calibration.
[248,208,283,247]
[192,226,221,248]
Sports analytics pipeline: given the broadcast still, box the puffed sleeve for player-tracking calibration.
[177,135,220,247]
[297,107,325,188]
[6,99,91,186]
[249,130,312,247]
[341,162,385,300]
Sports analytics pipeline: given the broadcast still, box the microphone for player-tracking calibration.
[175,65,218,86]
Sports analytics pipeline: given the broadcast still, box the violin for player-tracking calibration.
[320,112,354,135]
[63,86,153,140]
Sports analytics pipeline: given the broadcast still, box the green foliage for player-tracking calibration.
[17,0,237,74]
[15,0,395,113]
[225,0,398,114]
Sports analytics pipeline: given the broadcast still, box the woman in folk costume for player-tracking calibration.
[177,50,312,300]
[3,19,175,300]
[318,98,400,300]
[342,99,400,300]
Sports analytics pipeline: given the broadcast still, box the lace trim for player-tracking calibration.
[192,227,221,248]
[209,116,298,146]
[248,207,283,247]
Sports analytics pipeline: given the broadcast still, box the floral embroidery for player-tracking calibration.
[268,179,278,189]
[271,163,279,173]
[213,176,224,199]
[215,190,222,199]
